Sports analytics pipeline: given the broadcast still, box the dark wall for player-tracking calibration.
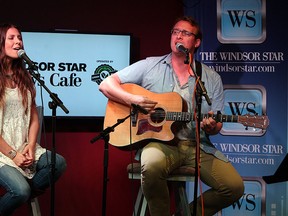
[2,0,183,62]
[2,1,184,215]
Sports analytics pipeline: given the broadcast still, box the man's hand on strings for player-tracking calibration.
[130,95,157,113]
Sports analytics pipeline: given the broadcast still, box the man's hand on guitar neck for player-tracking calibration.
[200,111,223,135]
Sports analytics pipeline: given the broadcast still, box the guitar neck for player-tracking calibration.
[165,111,269,130]
[166,112,238,123]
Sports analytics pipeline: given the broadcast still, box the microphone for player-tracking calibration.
[131,103,148,115]
[17,49,38,70]
[176,43,189,55]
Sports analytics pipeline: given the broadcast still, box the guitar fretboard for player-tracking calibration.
[166,112,239,123]
[167,112,192,122]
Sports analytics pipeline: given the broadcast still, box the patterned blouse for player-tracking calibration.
[0,88,46,178]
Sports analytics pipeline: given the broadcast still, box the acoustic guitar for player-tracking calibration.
[103,83,269,150]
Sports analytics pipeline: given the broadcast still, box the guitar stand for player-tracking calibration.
[90,109,138,216]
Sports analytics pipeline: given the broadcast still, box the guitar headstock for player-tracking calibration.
[238,114,269,129]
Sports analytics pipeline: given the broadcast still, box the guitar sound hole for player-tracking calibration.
[150,108,165,124]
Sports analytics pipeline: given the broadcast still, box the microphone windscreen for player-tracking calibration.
[17,49,25,58]
[176,43,183,49]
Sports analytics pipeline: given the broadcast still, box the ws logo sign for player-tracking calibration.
[221,85,267,136]
[217,0,266,43]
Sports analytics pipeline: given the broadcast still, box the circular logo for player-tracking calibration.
[91,64,117,85]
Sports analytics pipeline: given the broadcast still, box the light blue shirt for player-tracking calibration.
[117,53,228,162]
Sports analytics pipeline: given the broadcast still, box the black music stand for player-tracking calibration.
[263,154,288,184]
[186,56,211,216]
[27,66,69,216]
[90,107,141,216]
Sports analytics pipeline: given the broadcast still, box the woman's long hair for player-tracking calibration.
[0,23,36,112]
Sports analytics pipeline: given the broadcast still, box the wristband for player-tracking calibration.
[8,149,17,159]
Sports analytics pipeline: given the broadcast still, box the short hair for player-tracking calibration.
[172,16,203,41]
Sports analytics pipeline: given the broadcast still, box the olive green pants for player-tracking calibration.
[140,142,244,216]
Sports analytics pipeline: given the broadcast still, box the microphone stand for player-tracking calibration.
[27,66,69,216]
[90,109,139,216]
[184,55,211,216]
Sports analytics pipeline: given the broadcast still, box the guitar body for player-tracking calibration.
[104,83,184,149]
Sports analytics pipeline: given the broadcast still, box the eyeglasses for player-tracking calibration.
[171,29,197,37]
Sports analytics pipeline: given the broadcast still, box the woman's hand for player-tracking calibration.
[12,143,36,168]
[12,151,33,168]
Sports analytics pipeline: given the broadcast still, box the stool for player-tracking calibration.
[0,188,41,216]
[127,163,195,216]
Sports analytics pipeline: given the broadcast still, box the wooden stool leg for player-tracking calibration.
[30,198,41,216]
[173,182,191,216]
[133,187,148,216]
[140,197,147,216]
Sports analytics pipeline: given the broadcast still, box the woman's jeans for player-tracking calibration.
[0,150,67,216]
